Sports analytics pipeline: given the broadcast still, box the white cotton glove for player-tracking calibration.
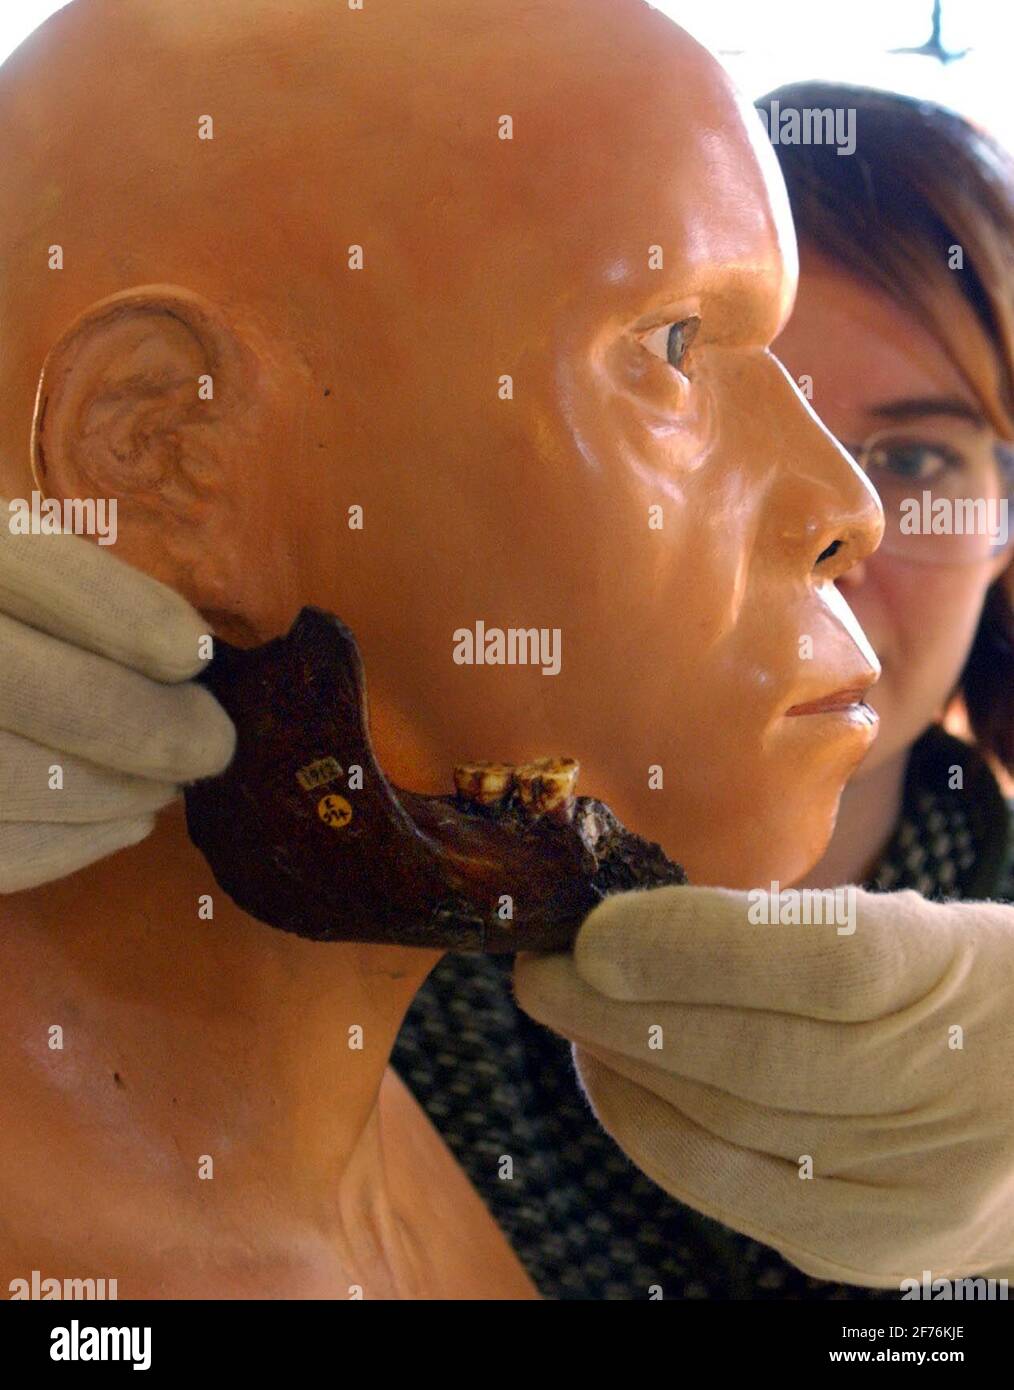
[514,884,1014,1289]
[0,507,236,892]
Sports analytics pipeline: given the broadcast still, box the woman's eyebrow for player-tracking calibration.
[867,396,987,426]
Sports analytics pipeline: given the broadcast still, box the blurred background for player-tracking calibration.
[662,0,1014,147]
[5,1,1013,149]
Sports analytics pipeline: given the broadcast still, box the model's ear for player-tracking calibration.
[31,284,268,636]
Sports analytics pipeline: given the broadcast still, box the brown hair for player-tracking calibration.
[759,82,1014,772]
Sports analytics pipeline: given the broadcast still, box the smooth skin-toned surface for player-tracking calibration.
[0,0,880,1297]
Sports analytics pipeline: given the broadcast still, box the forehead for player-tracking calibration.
[488,19,797,339]
[778,254,980,418]
[274,4,797,352]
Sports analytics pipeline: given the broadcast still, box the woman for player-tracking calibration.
[392,83,1014,1298]
[772,82,1014,903]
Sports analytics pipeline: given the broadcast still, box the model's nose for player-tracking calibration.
[761,357,883,579]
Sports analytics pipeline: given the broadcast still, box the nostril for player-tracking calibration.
[816,538,843,566]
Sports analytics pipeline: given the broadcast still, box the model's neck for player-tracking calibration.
[798,746,909,889]
[0,802,440,1244]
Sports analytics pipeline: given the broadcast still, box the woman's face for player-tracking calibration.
[775,250,1013,775]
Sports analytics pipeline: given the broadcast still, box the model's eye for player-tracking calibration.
[641,315,700,373]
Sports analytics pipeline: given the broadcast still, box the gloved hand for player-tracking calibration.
[514,884,1014,1288]
[1,508,235,892]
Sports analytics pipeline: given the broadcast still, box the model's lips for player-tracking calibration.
[785,687,873,717]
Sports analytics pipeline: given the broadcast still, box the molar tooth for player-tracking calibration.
[453,761,515,807]
[514,756,579,822]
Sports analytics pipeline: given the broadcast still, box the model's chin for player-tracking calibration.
[672,750,872,889]
[684,825,836,890]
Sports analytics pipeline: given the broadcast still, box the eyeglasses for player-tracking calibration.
[843,421,1014,566]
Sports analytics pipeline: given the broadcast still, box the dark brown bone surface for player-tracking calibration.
[184,607,686,952]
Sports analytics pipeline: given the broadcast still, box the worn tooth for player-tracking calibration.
[514,757,579,822]
[453,761,515,807]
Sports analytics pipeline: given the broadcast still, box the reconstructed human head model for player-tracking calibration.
[0,0,883,889]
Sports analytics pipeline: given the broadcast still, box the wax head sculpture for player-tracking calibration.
[0,0,883,893]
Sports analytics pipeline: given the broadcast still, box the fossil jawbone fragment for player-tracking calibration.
[184,607,686,952]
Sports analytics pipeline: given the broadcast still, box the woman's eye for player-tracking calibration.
[867,442,961,483]
[640,316,700,374]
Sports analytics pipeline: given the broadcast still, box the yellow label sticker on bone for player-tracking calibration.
[317,794,353,829]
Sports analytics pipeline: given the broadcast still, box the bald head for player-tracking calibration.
[0,0,877,892]
[1,0,763,471]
